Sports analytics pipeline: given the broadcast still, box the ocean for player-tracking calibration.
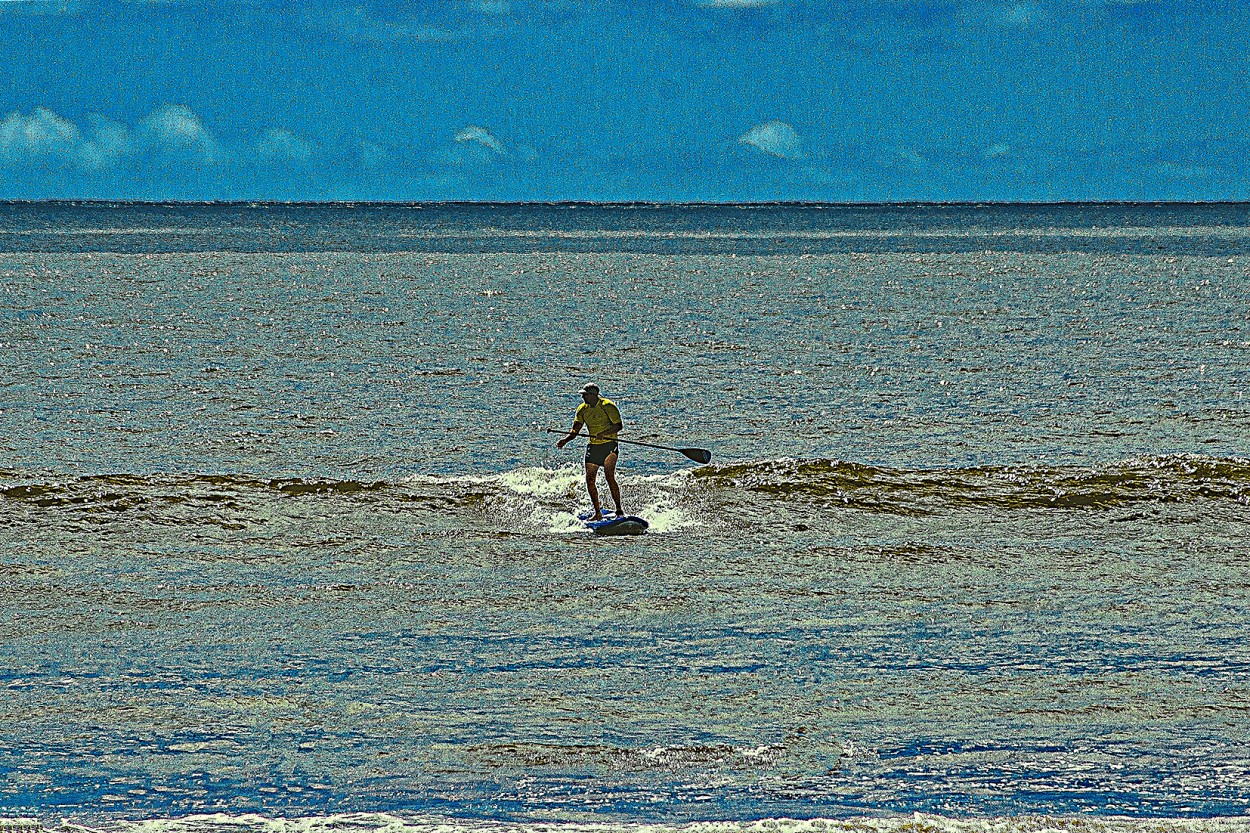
[1,202,1248,833]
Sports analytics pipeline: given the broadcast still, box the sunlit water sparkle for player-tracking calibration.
[1,203,1248,832]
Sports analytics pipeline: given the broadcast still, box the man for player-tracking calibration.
[556,383,625,519]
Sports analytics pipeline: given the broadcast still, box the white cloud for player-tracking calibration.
[307,7,467,44]
[136,103,220,165]
[0,0,78,16]
[0,107,84,165]
[255,128,313,164]
[698,0,780,8]
[431,125,510,173]
[468,0,511,14]
[893,147,929,170]
[455,125,506,155]
[993,2,1045,28]
[1157,162,1211,182]
[81,115,133,170]
[359,139,392,170]
[739,120,802,160]
[0,107,131,171]
[983,142,1011,160]
[0,104,226,174]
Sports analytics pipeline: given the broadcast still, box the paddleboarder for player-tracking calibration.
[556,383,625,520]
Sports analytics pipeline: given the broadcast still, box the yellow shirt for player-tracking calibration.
[575,398,621,444]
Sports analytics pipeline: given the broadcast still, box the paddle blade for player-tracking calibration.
[681,447,712,465]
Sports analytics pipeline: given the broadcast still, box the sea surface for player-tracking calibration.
[2,202,1249,833]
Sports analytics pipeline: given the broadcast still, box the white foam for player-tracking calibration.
[404,465,582,497]
[632,498,694,534]
[495,467,699,535]
[735,744,777,760]
[490,466,588,533]
[496,464,583,499]
[406,464,699,535]
[536,507,588,535]
[0,820,42,833]
[102,813,1250,833]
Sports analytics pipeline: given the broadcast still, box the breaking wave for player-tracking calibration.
[33,814,1250,833]
[0,464,697,534]
[3,455,1248,527]
[693,454,1250,514]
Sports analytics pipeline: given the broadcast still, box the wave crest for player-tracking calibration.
[4,455,1248,525]
[89,812,1250,833]
[693,454,1250,514]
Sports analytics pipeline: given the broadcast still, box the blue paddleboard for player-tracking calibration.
[578,510,649,536]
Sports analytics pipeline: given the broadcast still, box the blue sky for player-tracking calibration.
[1,0,1247,201]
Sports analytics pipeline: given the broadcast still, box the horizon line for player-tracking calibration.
[4,198,1250,209]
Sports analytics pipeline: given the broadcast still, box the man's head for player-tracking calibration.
[579,383,600,404]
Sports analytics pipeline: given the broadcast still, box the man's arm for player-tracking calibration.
[594,418,623,442]
[556,420,584,449]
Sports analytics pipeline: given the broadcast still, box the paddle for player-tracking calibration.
[545,428,712,465]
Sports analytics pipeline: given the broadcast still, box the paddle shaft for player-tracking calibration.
[545,428,711,464]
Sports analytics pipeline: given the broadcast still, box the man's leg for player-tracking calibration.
[585,461,603,518]
[603,450,624,516]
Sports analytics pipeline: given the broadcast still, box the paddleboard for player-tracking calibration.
[578,510,649,536]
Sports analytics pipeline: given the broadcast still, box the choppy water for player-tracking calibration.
[2,203,1249,832]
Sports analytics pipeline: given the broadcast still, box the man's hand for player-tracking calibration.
[558,421,585,449]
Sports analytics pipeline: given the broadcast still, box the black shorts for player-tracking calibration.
[585,441,619,467]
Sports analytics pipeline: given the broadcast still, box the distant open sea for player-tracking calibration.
[2,202,1249,833]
